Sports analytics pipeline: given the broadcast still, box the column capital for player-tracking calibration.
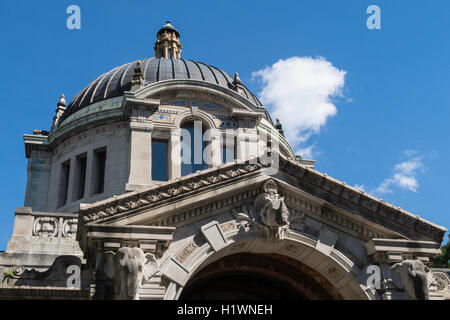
[129,121,154,132]
[365,238,441,265]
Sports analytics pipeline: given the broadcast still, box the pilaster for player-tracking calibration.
[124,96,159,191]
[169,128,181,179]
[365,238,442,300]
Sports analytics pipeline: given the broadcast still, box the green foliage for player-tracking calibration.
[432,237,450,268]
[3,268,14,278]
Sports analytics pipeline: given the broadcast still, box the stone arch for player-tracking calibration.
[174,109,217,130]
[160,226,372,300]
[179,253,341,300]
[133,79,259,112]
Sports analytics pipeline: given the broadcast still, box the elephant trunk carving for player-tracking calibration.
[390,259,431,300]
[96,247,159,300]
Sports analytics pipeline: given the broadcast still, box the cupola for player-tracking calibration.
[154,21,182,59]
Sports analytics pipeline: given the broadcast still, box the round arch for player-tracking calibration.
[174,109,217,130]
[161,230,372,300]
[179,252,342,300]
[132,79,261,113]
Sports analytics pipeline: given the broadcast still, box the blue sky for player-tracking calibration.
[0,0,449,250]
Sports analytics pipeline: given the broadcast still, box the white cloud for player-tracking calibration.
[372,151,426,195]
[252,56,346,157]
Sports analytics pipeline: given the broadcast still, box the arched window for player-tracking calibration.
[181,120,207,176]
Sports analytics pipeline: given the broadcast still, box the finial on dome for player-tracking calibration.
[232,72,245,96]
[57,94,66,107]
[233,73,242,85]
[275,118,284,136]
[154,21,182,59]
[131,60,145,90]
[51,94,67,132]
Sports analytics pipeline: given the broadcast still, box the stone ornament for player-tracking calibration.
[255,179,289,228]
[432,271,450,292]
[95,247,159,300]
[232,179,304,240]
[61,218,77,238]
[33,217,58,238]
[32,216,78,239]
[81,161,264,223]
[390,259,432,300]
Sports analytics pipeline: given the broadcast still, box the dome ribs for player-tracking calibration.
[142,58,152,84]
[173,59,188,79]
[209,65,233,88]
[240,85,250,100]
[118,60,137,95]
[189,60,205,81]
[197,61,219,85]
[180,59,191,79]
[170,58,176,79]
[158,58,173,81]
[62,58,264,122]
[156,58,162,82]
[77,73,102,111]
[90,71,110,105]
[103,65,123,99]
[145,58,159,83]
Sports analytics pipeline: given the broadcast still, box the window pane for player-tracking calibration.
[58,160,70,208]
[152,140,168,181]
[75,154,87,200]
[181,121,207,176]
[222,146,234,164]
[92,148,106,195]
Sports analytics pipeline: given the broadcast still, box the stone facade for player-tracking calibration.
[0,23,448,300]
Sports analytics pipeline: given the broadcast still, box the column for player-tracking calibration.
[210,132,222,167]
[236,128,258,161]
[168,128,181,179]
[24,155,52,212]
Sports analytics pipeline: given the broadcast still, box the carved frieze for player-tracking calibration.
[148,89,241,110]
[32,216,78,239]
[220,221,237,234]
[174,234,206,264]
[80,161,265,223]
[175,241,198,264]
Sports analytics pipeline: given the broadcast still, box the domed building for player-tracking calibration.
[0,22,448,300]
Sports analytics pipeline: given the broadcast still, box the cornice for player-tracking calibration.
[277,156,447,243]
[78,153,446,244]
[79,160,266,224]
[23,134,49,158]
[364,238,441,264]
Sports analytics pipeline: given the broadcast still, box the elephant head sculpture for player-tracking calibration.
[96,247,159,300]
[390,259,431,300]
